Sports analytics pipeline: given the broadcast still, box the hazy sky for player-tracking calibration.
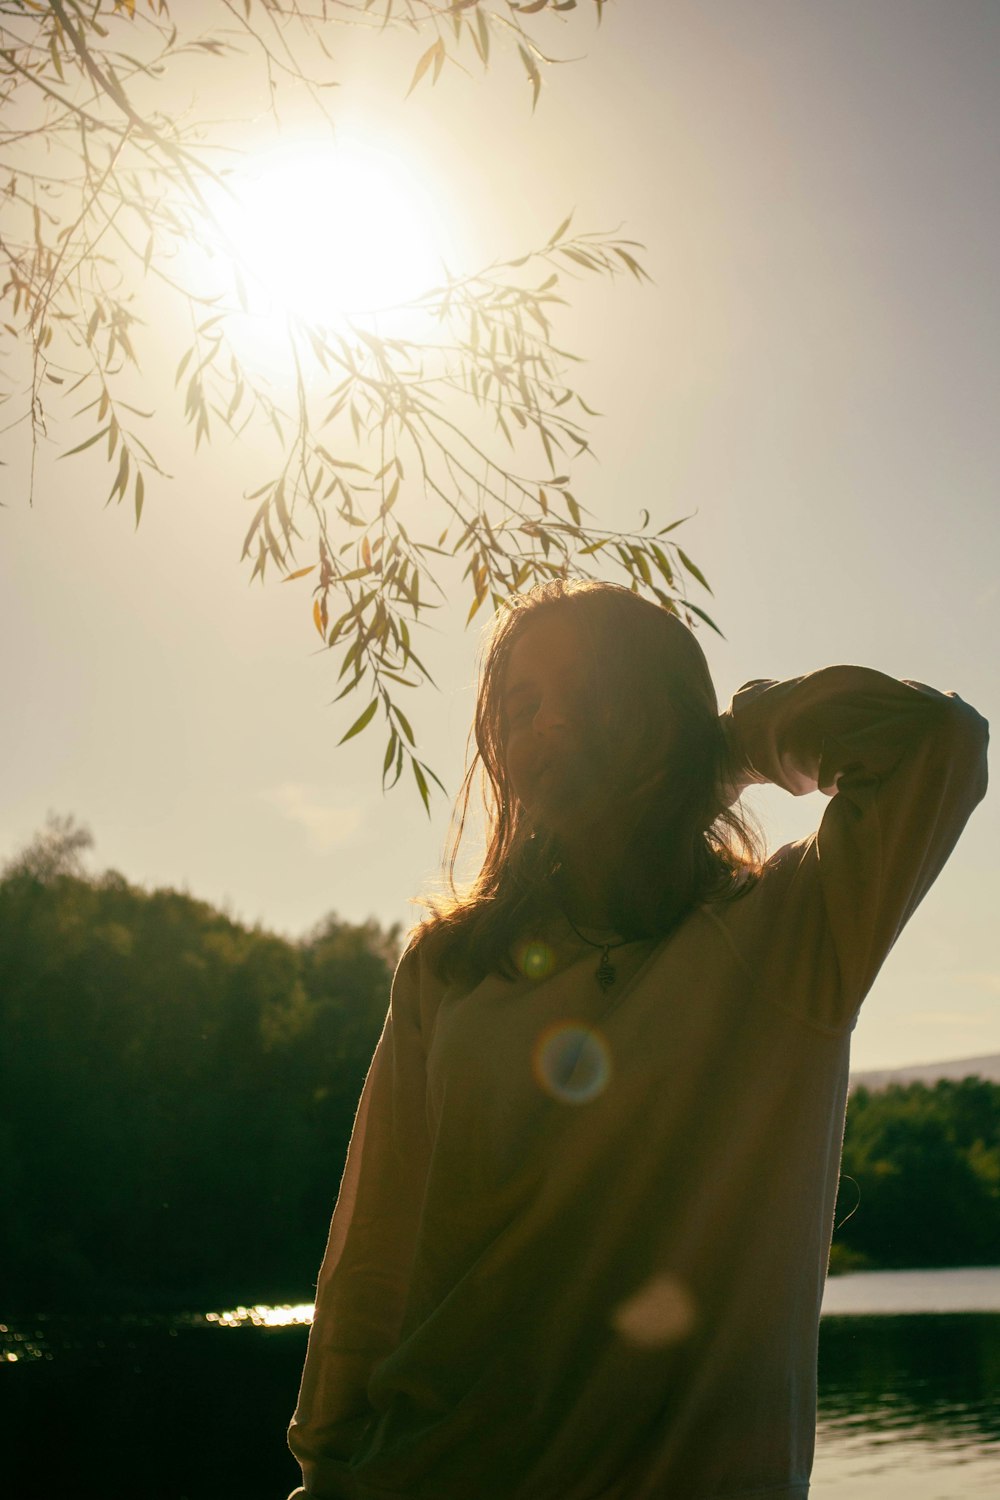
[2,1,997,1070]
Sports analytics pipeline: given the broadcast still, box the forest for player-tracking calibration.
[3,826,998,1315]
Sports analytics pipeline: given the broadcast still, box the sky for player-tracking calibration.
[2,0,997,1071]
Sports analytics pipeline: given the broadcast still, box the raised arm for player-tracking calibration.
[287,943,432,1500]
[720,664,989,1017]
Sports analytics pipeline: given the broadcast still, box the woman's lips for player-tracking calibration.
[531,754,582,798]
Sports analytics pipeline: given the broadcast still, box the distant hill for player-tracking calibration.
[850,1053,1000,1092]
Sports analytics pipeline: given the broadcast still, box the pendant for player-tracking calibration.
[596,945,616,990]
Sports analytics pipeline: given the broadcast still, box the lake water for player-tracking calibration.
[3,1268,999,1498]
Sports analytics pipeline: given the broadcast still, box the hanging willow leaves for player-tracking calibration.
[1,0,717,809]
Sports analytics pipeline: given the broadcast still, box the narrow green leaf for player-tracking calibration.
[677,548,713,595]
[338,637,364,681]
[476,6,490,62]
[386,739,404,791]
[560,247,598,270]
[658,514,694,536]
[547,211,574,247]
[412,757,431,814]
[684,600,725,638]
[613,246,649,283]
[380,476,400,516]
[382,731,398,781]
[394,706,415,745]
[338,697,379,746]
[59,425,110,459]
[650,544,674,585]
[333,673,364,704]
[631,546,652,586]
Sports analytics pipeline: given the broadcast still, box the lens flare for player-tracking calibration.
[533,1021,612,1104]
[517,940,556,981]
[611,1274,697,1348]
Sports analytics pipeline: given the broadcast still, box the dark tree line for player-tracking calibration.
[1,820,399,1314]
[2,820,997,1314]
[833,1075,1000,1272]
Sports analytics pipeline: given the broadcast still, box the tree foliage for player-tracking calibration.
[0,1,718,805]
[832,1079,1000,1272]
[3,818,999,1313]
[0,816,400,1312]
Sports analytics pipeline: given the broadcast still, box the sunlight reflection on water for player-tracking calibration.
[4,1283,999,1500]
[205,1302,313,1329]
[813,1294,1000,1499]
[812,1417,1000,1498]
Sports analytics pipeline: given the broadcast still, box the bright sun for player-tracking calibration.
[210,133,450,333]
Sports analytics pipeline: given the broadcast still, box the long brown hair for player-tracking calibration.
[415,581,766,987]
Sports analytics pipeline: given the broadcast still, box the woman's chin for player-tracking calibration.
[532,792,607,844]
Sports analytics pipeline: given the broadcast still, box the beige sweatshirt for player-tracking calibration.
[287,666,989,1500]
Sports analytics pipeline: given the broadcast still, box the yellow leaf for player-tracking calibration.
[518,44,542,110]
[407,41,440,97]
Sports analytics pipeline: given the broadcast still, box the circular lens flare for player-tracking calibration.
[612,1274,698,1348]
[517,940,556,981]
[533,1021,612,1105]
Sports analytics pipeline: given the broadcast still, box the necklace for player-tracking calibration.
[561,912,632,991]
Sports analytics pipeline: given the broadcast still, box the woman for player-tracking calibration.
[287,580,989,1500]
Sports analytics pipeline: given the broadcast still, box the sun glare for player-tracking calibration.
[207,133,451,348]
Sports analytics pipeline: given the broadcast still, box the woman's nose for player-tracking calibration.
[533,699,569,736]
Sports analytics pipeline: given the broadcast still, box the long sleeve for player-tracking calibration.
[720,664,989,1019]
[287,944,432,1500]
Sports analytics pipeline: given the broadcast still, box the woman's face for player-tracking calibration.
[499,609,610,835]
